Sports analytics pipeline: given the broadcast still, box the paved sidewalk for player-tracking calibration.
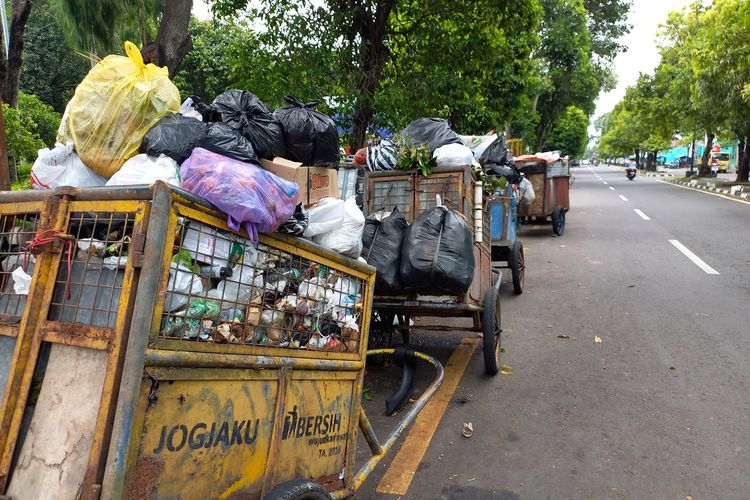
[643,172,750,201]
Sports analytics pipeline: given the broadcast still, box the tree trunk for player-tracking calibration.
[0,105,10,191]
[699,131,714,177]
[634,148,640,169]
[0,21,10,190]
[3,0,33,107]
[737,134,750,183]
[349,0,396,151]
[156,0,193,78]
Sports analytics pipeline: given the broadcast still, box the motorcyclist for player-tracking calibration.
[626,157,637,179]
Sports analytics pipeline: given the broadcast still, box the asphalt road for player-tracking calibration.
[355,165,750,500]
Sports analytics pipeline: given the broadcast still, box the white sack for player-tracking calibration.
[31,142,106,190]
[106,154,180,186]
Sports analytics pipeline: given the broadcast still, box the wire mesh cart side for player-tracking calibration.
[516,158,570,236]
[364,165,503,375]
[489,185,525,294]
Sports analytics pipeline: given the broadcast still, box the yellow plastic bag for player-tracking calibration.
[58,41,181,178]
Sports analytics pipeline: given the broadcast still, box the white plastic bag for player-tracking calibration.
[433,143,474,167]
[313,197,365,258]
[179,97,203,121]
[11,267,32,295]
[519,176,536,205]
[304,197,345,238]
[31,142,107,190]
[106,154,180,186]
[164,263,204,312]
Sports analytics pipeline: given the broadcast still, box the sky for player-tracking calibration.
[592,0,705,122]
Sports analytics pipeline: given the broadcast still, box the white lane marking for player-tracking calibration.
[619,195,628,201]
[655,179,750,206]
[634,209,650,220]
[603,181,608,185]
[609,186,615,191]
[669,240,719,274]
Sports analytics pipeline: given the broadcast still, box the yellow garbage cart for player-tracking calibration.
[0,183,442,499]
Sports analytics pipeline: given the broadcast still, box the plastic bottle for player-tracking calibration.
[200,264,234,278]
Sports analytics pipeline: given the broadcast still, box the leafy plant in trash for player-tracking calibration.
[394,137,436,177]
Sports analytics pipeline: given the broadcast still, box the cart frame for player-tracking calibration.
[516,158,570,236]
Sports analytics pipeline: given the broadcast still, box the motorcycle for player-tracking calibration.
[626,167,636,180]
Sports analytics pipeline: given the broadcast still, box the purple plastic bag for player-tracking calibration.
[180,148,299,242]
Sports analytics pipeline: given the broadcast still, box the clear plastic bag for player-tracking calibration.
[31,142,107,190]
[180,148,299,242]
[433,143,474,167]
[58,41,181,177]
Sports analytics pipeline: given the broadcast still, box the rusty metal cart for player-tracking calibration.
[514,155,570,236]
[489,184,525,294]
[0,182,442,499]
[364,165,503,375]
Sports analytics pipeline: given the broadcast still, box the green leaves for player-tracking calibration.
[394,139,436,177]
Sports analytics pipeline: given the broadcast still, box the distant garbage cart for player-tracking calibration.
[515,153,570,236]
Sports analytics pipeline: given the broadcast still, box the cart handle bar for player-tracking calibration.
[333,349,444,498]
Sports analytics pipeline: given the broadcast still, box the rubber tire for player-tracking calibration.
[509,241,524,295]
[482,286,502,375]
[552,206,566,236]
[264,479,332,500]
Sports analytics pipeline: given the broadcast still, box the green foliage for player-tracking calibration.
[172,18,256,101]
[20,0,90,112]
[3,92,61,165]
[52,0,162,55]
[376,0,542,134]
[394,139,436,177]
[544,106,589,158]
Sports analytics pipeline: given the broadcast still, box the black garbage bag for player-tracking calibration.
[200,122,258,164]
[401,118,462,153]
[478,136,513,167]
[400,206,474,295]
[361,208,408,295]
[273,96,340,166]
[142,114,207,164]
[187,95,220,122]
[210,90,285,160]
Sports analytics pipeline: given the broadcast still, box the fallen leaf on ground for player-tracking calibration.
[594,336,602,344]
[500,347,505,353]
[500,364,513,375]
[584,296,591,300]
[670,366,677,371]
[462,422,474,438]
[628,284,635,288]
[559,245,567,248]
[546,324,553,328]
[557,334,570,339]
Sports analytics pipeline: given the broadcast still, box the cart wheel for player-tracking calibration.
[264,479,332,500]
[482,286,502,375]
[509,241,525,295]
[552,206,566,236]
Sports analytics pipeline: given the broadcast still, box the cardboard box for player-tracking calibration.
[260,157,339,206]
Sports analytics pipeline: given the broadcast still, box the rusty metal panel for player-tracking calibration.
[415,173,463,215]
[127,373,278,499]
[552,176,570,211]
[271,378,355,492]
[367,176,413,220]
